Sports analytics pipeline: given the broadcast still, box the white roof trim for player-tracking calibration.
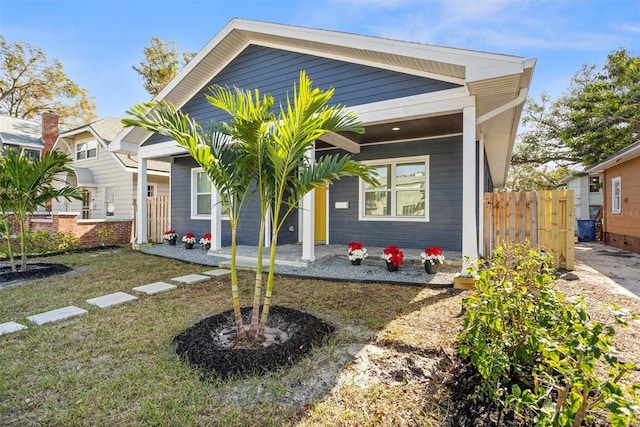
[586,141,640,173]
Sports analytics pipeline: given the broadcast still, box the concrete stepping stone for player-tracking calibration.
[86,292,138,308]
[132,282,177,295]
[26,306,88,325]
[203,269,231,277]
[0,321,28,335]
[170,274,210,284]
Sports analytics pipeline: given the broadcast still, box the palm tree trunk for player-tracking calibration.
[18,217,27,271]
[230,227,247,339]
[1,217,16,272]
[257,233,279,339]
[248,213,266,340]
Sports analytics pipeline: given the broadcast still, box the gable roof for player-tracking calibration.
[112,18,535,187]
[586,140,640,173]
[0,115,44,149]
[54,117,170,174]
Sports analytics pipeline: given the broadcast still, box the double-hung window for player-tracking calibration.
[611,176,621,214]
[104,186,115,217]
[191,169,212,218]
[76,139,97,160]
[360,156,429,221]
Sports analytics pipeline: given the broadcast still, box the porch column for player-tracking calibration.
[210,188,222,251]
[135,158,148,245]
[462,105,478,271]
[477,133,485,257]
[301,146,315,262]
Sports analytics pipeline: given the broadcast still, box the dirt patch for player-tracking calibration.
[173,305,335,379]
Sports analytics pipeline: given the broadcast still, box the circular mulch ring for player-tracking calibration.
[173,305,335,379]
[0,263,71,283]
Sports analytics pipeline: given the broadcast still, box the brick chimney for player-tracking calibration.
[41,111,59,154]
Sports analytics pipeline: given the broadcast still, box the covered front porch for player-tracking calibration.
[140,242,464,286]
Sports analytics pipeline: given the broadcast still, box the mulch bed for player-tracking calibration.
[173,305,335,379]
[0,263,70,283]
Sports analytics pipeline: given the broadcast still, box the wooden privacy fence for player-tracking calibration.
[483,190,575,269]
[147,196,169,243]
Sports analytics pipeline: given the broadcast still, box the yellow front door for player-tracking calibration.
[314,183,327,242]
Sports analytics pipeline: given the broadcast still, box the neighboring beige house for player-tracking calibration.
[51,117,170,226]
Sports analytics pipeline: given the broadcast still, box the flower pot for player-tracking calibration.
[185,242,194,249]
[386,261,399,272]
[167,238,176,246]
[351,259,362,265]
[204,243,211,251]
[425,263,440,274]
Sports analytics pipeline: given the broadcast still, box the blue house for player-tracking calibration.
[111,19,535,264]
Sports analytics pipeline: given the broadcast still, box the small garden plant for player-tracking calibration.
[456,242,640,426]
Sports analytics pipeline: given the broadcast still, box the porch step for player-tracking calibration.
[219,256,308,271]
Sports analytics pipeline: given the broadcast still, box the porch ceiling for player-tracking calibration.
[316,113,462,149]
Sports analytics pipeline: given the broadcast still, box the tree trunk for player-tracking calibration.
[248,213,266,339]
[18,217,27,271]
[257,234,279,339]
[230,228,247,339]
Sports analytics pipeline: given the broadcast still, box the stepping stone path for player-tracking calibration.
[26,306,88,325]
[86,292,138,308]
[132,282,177,295]
[203,269,231,277]
[171,273,210,284]
[0,321,28,335]
[1,270,211,335]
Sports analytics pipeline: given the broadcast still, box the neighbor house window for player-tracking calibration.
[76,139,97,160]
[191,169,212,218]
[360,156,429,221]
[104,186,115,217]
[147,184,156,197]
[589,176,601,193]
[611,176,621,214]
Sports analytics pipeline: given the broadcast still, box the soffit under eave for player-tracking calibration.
[480,108,520,188]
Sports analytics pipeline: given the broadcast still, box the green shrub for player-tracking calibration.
[95,225,117,246]
[457,241,639,426]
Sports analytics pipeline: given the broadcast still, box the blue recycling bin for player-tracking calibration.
[577,219,596,242]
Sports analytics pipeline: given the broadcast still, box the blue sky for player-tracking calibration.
[1,0,639,119]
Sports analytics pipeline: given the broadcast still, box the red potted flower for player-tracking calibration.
[163,229,177,245]
[200,233,212,250]
[347,241,368,265]
[382,245,404,272]
[420,246,445,274]
[182,232,196,249]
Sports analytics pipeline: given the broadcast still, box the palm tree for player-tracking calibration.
[253,71,378,338]
[122,97,272,339]
[0,149,83,271]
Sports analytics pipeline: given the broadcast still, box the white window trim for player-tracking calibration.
[75,139,98,161]
[104,186,115,217]
[191,168,229,220]
[611,176,621,214]
[358,155,430,222]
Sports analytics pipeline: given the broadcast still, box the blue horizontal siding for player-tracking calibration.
[325,135,463,251]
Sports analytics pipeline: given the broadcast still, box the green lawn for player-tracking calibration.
[0,248,464,426]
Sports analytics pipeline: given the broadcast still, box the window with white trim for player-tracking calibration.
[191,169,212,218]
[76,139,97,160]
[104,186,115,217]
[612,176,621,214]
[360,156,429,221]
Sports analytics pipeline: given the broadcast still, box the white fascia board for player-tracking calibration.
[321,132,360,154]
[124,167,170,177]
[352,88,474,125]
[252,40,465,86]
[586,141,640,173]
[108,140,140,155]
[138,141,187,159]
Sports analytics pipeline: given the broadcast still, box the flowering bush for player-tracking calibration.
[382,245,404,267]
[163,230,177,241]
[200,233,212,245]
[420,246,445,265]
[182,233,196,244]
[347,241,368,261]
